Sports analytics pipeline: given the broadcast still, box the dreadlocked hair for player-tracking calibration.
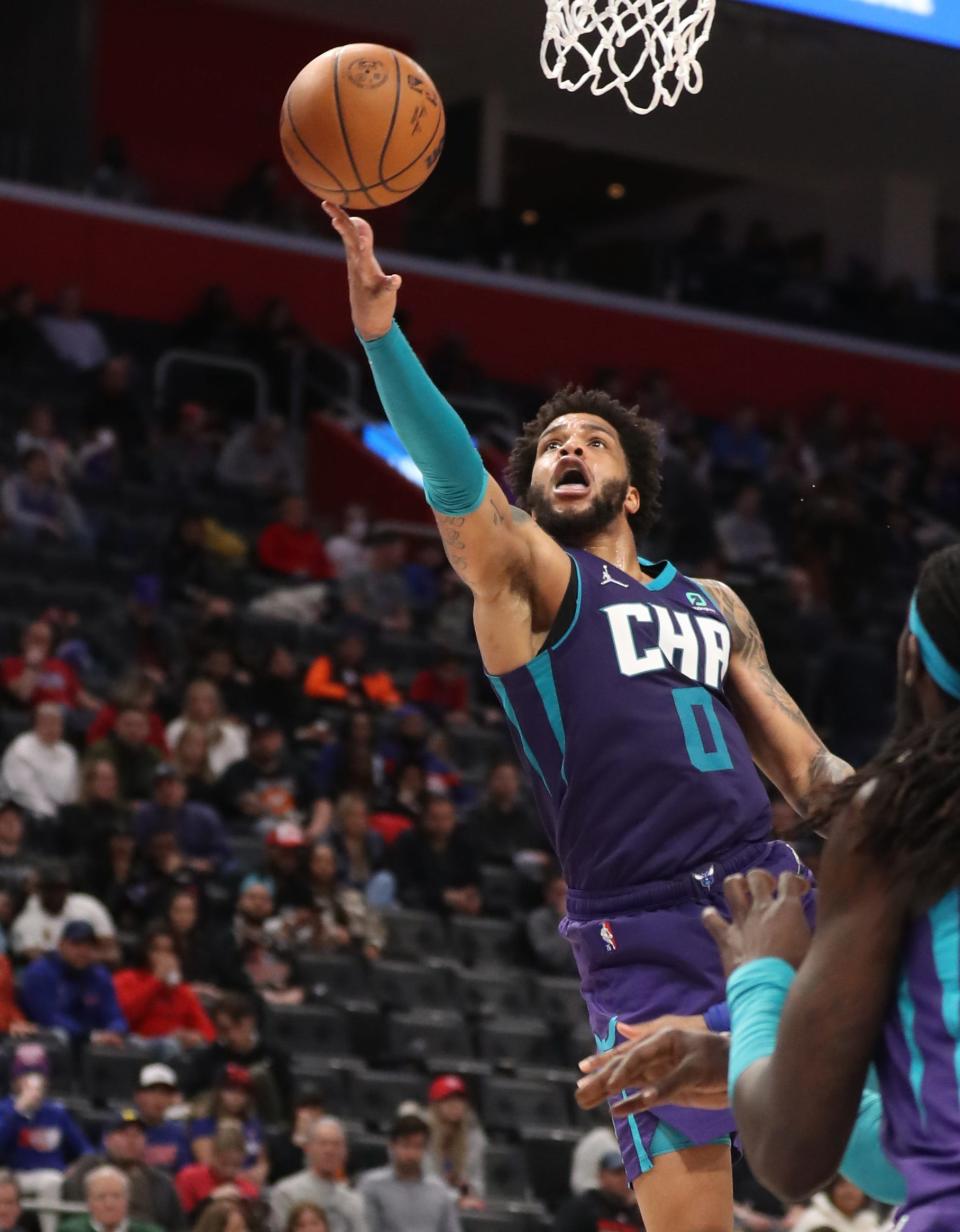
[506,386,662,544]
[807,709,960,909]
[913,544,960,675]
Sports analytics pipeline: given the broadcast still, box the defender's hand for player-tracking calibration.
[323,201,402,341]
[702,869,812,979]
[577,1025,730,1115]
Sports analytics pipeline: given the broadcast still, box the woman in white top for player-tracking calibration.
[166,679,247,778]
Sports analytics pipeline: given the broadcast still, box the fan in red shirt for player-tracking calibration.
[1,620,81,709]
[257,495,333,580]
[409,652,471,724]
[175,1123,260,1216]
[113,924,215,1047]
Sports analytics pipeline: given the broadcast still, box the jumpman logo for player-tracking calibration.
[600,564,629,588]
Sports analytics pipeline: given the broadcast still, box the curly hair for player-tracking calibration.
[506,386,662,544]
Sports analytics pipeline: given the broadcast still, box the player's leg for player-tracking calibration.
[633,1142,733,1232]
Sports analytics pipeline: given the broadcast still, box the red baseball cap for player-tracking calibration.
[428,1074,467,1104]
[266,822,306,848]
[220,1063,253,1090]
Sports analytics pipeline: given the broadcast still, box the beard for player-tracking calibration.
[525,476,629,546]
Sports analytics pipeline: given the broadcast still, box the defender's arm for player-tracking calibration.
[698,579,852,815]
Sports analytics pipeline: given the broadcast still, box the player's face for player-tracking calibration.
[527,414,637,544]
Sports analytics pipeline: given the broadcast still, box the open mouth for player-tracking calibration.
[553,460,591,495]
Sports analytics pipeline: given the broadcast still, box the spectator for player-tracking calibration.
[15,403,71,483]
[257,495,333,580]
[87,707,164,803]
[10,862,117,962]
[134,765,235,878]
[554,1149,642,1232]
[193,1202,253,1232]
[330,792,392,903]
[270,1118,365,1232]
[303,632,401,711]
[715,484,780,573]
[424,1075,486,1206]
[165,890,249,998]
[266,1091,328,1185]
[96,577,180,685]
[217,716,315,831]
[154,402,221,492]
[175,1125,260,1220]
[791,1179,883,1231]
[0,1170,41,1232]
[60,1164,164,1232]
[463,761,549,869]
[0,799,37,899]
[324,505,370,579]
[0,953,30,1036]
[1,703,79,819]
[216,418,300,497]
[1,621,87,712]
[358,1111,460,1232]
[340,531,413,633]
[60,760,132,863]
[245,646,307,736]
[390,795,481,916]
[134,1064,193,1176]
[285,1204,329,1232]
[710,406,768,481]
[166,681,247,778]
[170,724,219,807]
[0,1044,90,1222]
[526,871,577,976]
[62,1110,184,1231]
[189,1066,268,1189]
[261,824,312,911]
[408,653,470,724]
[0,284,50,370]
[83,355,144,458]
[38,286,109,371]
[307,842,385,959]
[77,816,146,935]
[178,286,244,354]
[306,712,385,802]
[18,921,127,1045]
[568,1123,620,1195]
[113,923,216,1048]
[86,675,168,753]
[187,994,291,1123]
[230,874,303,1005]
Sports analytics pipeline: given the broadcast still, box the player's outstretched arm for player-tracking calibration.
[324,204,570,673]
[698,578,852,817]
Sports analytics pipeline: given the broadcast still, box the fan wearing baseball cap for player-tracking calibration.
[424,1074,487,1208]
[554,1149,644,1232]
[18,921,127,1045]
[187,1065,268,1189]
[134,1065,192,1175]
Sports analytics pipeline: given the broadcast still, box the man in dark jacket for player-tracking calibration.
[18,922,127,1045]
[462,760,549,866]
[554,1150,644,1232]
[185,993,291,1123]
[390,794,481,916]
[134,766,235,876]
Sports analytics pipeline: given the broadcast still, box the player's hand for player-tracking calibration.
[576,1025,729,1115]
[323,201,402,342]
[703,869,812,979]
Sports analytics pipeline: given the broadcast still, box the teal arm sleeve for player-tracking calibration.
[839,1089,906,1205]
[361,322,488,516]
[727,957,796,1089]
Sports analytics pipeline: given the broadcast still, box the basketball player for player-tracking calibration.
[578,545,960,1229]
[324,201,850,1232]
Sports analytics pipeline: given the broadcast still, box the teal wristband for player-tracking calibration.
[727,957,796,1091]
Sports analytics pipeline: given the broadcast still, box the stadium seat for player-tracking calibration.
[387,1009,472,1063]
[266,1003,349,1057]
[347,1131,389,1176]
[460,1209,526,1232]
[535,976,588,1029]
[455,968,537,1020]
[298,953,369,1000]
[381,908,449,961]
[481,1077,570,1134]
[451,917,519,969]
[485,1143,531,1200]
[351,1068,426,1130]
[477,1018,557,1067]
[563,1019,599,1068]
[368,959,454,1011]
[521,1127,581,1211]
[287,1055,363,1118]
[479,864,521,917]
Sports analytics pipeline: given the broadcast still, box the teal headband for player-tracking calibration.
[908,594,960,702]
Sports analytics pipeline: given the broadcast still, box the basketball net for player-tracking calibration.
[541,0,716,116]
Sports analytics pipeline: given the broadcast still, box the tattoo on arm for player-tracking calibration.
[489,500,505,527]
[436,514,470,578]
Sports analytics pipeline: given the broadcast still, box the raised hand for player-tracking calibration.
[702,869,812,979]
[322,201,402,342]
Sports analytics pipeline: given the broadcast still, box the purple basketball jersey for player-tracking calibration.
[875,889,960,1229]
[488,550,771,910]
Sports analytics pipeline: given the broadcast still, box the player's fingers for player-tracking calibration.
[723,874,752,925]
[701,905,731,949]
[777,871,810,900]
[745,868,776,907]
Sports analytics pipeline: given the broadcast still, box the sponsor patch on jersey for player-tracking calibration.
[600,920,617,952]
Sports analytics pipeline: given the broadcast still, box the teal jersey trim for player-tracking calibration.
[527,653,567,784]
[551,555,583,653]
[637,556,677,592]
[594,1015,652,1173]
[929,889,960,1097]
[897,967,927,1127]
[487,675,550,795]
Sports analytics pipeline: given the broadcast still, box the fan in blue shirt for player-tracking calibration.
[18,921,127,1044]
[0,1043,90,1173]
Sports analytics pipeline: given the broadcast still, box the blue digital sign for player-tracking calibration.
[744,0,960,49]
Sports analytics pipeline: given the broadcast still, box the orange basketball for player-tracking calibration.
[279,43,445,210]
